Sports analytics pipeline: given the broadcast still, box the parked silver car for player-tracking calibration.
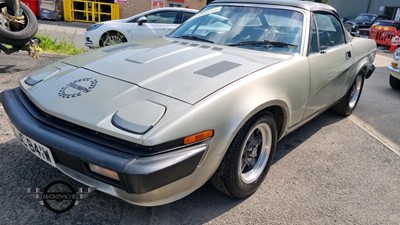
[0,0,376,206]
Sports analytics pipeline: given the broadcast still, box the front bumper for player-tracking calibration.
[84,32,100,48]
[0,88,208,204]
[388,64,400,80]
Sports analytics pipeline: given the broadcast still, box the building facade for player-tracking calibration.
[119,0,207,19]
[328,0,400,20]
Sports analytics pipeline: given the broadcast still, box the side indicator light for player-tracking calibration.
[184,130,214,145]
[89,164,120,181]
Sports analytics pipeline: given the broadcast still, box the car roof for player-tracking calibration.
[374,20,400,25]
[359,13,377,16]
[145,7,198,13]
[211,0,337,14]
[125,7,198,21]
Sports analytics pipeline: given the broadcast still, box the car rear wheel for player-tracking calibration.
[389,75,400,90]
[332,72,364,116]
[100,32,127,47]
[210,112,277,198]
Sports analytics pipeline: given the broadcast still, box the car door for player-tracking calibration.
[304,12,354,118]
[131,10,181,41]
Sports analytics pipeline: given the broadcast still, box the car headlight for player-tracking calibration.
[352,24,357,29]
[393,47,400,61]
[87,23,103,31]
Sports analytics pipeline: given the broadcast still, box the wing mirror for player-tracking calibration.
[138,17,147,26]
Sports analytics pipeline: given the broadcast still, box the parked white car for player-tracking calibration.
[84,7,198,48]
[388,47,400,89]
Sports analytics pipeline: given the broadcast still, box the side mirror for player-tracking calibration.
[138,17,147,26]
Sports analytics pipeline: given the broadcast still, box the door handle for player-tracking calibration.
[345,51,352,60]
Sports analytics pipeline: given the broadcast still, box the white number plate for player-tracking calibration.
[10,124,56,167]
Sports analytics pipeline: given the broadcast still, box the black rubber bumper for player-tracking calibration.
[0,88,206,194]
[366,64,375,79]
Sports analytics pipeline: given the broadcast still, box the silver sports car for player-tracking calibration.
[0,0,376,206]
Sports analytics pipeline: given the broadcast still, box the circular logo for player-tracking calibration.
[58,78,97,98]
[42,180,77,213]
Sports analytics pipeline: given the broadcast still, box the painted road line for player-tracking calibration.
[350,115,400,157]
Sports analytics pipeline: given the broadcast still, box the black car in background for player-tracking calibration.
[344,13,391,35]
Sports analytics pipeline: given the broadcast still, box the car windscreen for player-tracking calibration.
[169,5,304,54]
[355,14,376,22]
[373,21,394,27]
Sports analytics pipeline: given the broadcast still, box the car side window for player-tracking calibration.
[309,15,319,54]
[146,11,179,24]
[181,12,195,23]
[315,13,345,50]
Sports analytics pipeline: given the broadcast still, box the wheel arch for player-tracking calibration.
[230,100,289,147]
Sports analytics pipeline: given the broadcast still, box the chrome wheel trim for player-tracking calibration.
[103,34,123,46]
[349,75,363,109]
[239,123,272,184]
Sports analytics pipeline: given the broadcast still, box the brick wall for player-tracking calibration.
[119,0,206,19]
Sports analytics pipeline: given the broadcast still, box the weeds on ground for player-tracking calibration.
[34,33,86,55]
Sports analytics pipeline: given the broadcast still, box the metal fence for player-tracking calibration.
[63,0,120,23]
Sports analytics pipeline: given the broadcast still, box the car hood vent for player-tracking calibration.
[194,61,241,78]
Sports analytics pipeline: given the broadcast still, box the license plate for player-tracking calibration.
[10,124,56,167]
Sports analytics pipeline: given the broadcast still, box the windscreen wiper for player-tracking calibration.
[179,35,214,43]
[228,40,298,47]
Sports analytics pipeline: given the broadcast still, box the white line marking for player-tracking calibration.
[349,115,400,157]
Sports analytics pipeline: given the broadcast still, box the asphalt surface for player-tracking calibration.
[0,50,399,225]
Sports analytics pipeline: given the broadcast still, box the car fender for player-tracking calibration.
[142,57,310,183]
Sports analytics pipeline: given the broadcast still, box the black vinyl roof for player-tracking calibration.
[211,0,337,15]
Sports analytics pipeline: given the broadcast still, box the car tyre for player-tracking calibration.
[389,75,400,90]
[100,32,127,47]
[0,2,38,46]
[332,72,364,116]
[210,112,277,198]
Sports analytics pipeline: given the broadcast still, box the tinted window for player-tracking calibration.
[182,12,195,23]
[147,11,179,24]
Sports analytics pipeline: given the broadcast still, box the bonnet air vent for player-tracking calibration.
[212,47,223,51]
[103,44,135,53]
[200,45,211,49]
[194,61,241,78]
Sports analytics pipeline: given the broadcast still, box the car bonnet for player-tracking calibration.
[19,40,285,139]
[61,40,282,105]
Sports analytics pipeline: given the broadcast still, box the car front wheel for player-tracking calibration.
[211,112,277,198]
[100,32,127,47]
[389,75,400,90]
